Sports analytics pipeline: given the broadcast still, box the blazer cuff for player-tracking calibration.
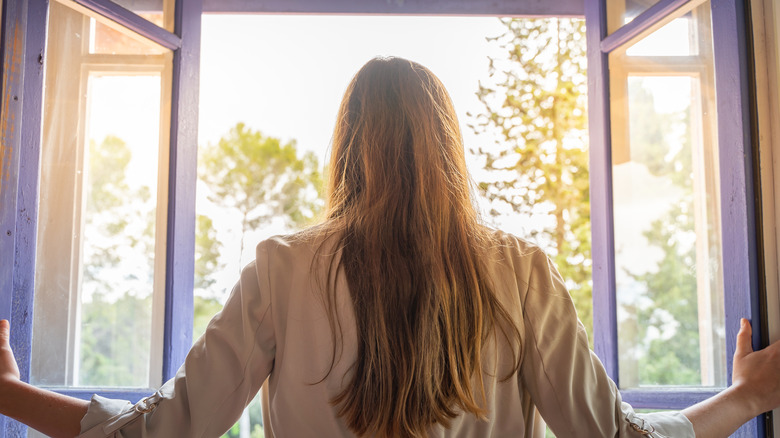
[79,395,133,435]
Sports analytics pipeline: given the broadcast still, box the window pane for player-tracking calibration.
[609,2,726,389]
[607,0,665,34]
[624,13,695,57]
[31,1,172,388]
[110,0,173,32]
[90,18,168,55]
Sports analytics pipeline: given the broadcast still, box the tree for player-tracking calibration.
[79,135,157,386]
[618,80,721,386]
[628,201,701,385]
[470,18,592,335]
[194,214,222,292]
[192,213,226,342]
[198,122,323,269]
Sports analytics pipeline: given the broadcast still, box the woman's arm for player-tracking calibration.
[514,241,780,437]
[0,319,89,438]
[0,247,276,438]
[682,318,780,438]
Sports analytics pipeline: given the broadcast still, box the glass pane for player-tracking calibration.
[90,18,168,55]
[110,0,173,32]
[607,0,699,59]
[31,1,172,388]
[607,0,665,34]
[625,13,696,57]
[609,1,726,389]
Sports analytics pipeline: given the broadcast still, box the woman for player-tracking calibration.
[1,57,779,438]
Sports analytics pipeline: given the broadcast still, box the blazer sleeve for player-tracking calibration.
[517,249,695,438]
[78,242,276,437]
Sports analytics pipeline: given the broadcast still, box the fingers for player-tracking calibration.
[0,320,8,346]
[734,318,753,359]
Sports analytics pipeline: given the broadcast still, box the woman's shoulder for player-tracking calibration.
[483,226,547,259]
[254,224,339,261]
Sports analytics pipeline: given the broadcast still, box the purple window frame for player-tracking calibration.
[0,0,767,436]
[586,0,766,436]
[0,0,202,434]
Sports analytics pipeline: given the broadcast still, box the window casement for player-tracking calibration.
[587,0,767,436]
[0,0,200,434]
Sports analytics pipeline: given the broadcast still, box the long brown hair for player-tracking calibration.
[318,57,521,437]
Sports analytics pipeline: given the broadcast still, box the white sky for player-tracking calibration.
[198,15,507,160]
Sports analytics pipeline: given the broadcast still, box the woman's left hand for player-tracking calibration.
[0,320,20,386]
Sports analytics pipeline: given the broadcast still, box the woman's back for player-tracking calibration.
[240,229,690,437]
[258,229,527,437]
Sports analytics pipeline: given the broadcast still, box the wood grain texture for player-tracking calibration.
[0,1,25,436]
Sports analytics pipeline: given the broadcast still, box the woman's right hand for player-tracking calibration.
[683,318,780,438]
[0,319,20,386]
[731,318,780,416]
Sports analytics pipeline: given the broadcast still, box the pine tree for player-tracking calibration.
[470,18,592,334]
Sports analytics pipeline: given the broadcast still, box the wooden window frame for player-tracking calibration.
[0,0,768,436]
[0,0,201,434]
[586,0,767,436]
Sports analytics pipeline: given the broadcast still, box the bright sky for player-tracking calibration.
[198,14,506,163]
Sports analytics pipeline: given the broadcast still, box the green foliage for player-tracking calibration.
[193,295,223,342]
[79,135,156,387]
[198,122,323,266]
[220,396,264,438]
[194,214,224,296]
[618,80,703,385]
[624,201,701,385]
[471,18,592,335]
[626,82,692,189]
[80,294,152,386]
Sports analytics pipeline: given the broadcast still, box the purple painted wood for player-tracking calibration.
[585,0,619,382]
[600,0,692,53]
[0,0,25,322]
[0,0,49,435]
[161,0,201,381]
[201,0,584,17]
[53,388,151,404]
[711,0,762,436]
[11,0,46,395]
[73,0,181,50]
[621,388,721,410]
[0,0,26,434]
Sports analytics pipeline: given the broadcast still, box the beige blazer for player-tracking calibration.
[78,230,695,437]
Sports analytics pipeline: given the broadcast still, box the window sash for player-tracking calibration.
[587,0,766,436]
[0,0,198,434]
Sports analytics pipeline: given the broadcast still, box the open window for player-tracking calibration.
[0,0,199,434]
[587,0,766,436]
[31,0,172,390]
[0,0,772,436]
